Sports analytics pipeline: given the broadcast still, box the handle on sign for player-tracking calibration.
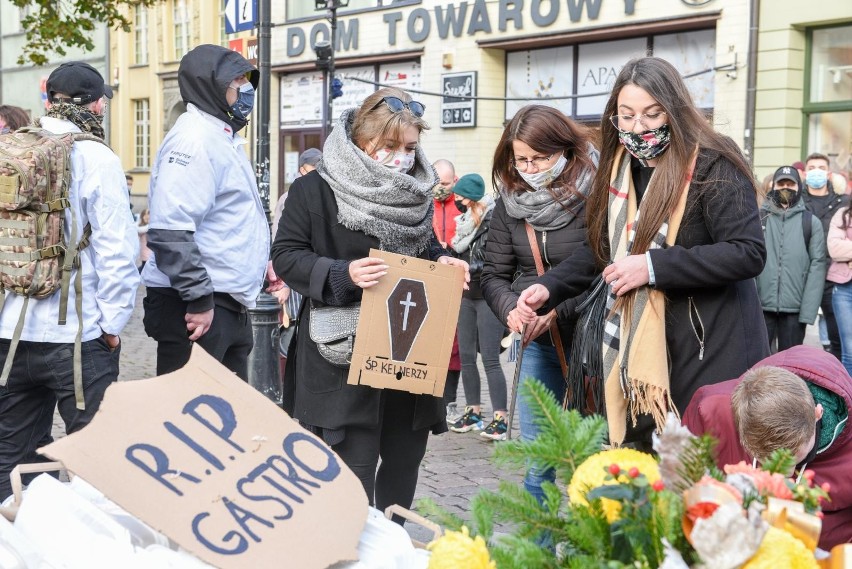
[9,461,67,507]
[384,504,443,548]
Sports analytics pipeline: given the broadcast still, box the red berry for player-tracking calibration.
[803,470,816,483]
[817,511,825,519]
[628,467,640,478]
[821,482,831,494]
[609,464,621,476]
[652,480,665,492]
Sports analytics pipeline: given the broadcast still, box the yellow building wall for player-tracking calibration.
[753,1,852,178]
[110,1,252,211]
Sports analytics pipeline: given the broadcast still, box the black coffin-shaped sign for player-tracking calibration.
[387,278,429,362]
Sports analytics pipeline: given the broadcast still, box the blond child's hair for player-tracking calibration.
[731,366,816,462]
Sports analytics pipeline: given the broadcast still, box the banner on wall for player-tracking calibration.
[440,71,476,129]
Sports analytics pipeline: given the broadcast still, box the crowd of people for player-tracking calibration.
[1,47,852,548]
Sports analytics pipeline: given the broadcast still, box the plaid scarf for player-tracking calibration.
[601,147,695,445]
[44,102,105,140]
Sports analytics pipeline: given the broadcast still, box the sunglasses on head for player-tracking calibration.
[371,96,425,118]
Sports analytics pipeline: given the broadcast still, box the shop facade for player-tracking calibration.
[269,0,750,199]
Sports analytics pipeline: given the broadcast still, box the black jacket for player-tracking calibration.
[455,209,493,300]
[480,197,588,351]
[271,170,448,433]
[538,148,771,412]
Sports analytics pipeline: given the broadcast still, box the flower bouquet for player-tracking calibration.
[420,380,834,569]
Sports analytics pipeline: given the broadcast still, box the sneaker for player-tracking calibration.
[480,414,508,441]
[446,402,460,423]
[449,407,484,433]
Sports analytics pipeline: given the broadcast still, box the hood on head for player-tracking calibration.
[178,44,259,132]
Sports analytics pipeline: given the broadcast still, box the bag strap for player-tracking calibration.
[524,222,569,378]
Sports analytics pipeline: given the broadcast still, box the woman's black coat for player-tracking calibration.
[537,148,771,412]
[271,170,447,433]
[480,197,588,352]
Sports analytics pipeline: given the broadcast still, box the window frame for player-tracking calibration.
[133,99,151,170]
[134,6,149,65]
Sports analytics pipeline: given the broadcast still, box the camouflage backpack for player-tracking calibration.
[0,127,104,409]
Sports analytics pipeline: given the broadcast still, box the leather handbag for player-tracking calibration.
[308,301,360,368]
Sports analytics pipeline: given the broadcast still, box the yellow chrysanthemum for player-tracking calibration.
[427,526,496,569]
[568,448,661,522]
[741,527,818,569]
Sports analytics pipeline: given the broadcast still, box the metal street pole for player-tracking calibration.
[328,3,338,134]
[247,0,283,405]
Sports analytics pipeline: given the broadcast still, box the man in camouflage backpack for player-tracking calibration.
[0,62,139,500]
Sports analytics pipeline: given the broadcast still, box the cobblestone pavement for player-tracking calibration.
[49,287,823,543]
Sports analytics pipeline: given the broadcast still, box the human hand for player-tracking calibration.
[349,257,388,289]
[271,286,290,305]
[265,260,285,292]
[437,256,470,290]
[102,333,120,351]
[506,308,526,334]
[602,254,650,297]
[523,310,556,345]
[186,309,214,341]
[517,284,550,321]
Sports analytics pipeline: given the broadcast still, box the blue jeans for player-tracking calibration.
[517,341,566,504]
[832,282,852,377]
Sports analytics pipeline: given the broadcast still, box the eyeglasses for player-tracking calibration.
[609,112,667,132]
[371,96,426,118]
[512,153,556,172]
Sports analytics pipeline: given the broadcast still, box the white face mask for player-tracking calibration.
[517,154,568,190]
[374,149,416,173]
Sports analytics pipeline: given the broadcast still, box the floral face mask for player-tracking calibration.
[617,124,672,163]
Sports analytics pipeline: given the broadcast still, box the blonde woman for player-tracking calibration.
[271,87,468,518]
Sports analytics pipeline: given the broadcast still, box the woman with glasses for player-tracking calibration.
[480,104,599,503]
[271,87,469,520]
[517,57,769,448]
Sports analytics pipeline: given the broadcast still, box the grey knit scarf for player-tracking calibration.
[452,195,495,253]
[317,109,437,257]
[501,143,599,231]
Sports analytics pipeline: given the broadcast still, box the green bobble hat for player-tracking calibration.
[453,173,485,201]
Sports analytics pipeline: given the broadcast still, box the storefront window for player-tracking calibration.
[653,29,716,109]
[576,38,645,117]
[809,25,852,104]
[808,111,852,189]
[505,47,574,120]
[505,30,716,121]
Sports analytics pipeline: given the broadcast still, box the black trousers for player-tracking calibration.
[143,288,253,380]
[331,389,429,522]
[822,286,843,360]
[763,311,807,353]
[0,338,120,500]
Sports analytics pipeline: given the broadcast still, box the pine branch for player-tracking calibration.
[761,448,796,475]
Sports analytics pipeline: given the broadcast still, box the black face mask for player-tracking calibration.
[795,418,822,473]
[455,199,468,214]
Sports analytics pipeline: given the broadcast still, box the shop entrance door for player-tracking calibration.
[277,130,323,203]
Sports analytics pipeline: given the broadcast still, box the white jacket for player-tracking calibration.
[0,116,140,342]
[142,104,269,308]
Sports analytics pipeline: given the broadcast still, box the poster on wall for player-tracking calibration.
[378,61,422,92]
[576,38,646,117]
[505,46,574,120]
[440,71,476,128]
[333,65,376,121]
[653,29,716,109]
[280,72,324,129]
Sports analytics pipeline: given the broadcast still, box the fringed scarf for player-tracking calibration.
[602,147,696,445]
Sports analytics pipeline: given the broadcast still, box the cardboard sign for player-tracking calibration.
[347,249,464,396]
[40,346,368,569]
